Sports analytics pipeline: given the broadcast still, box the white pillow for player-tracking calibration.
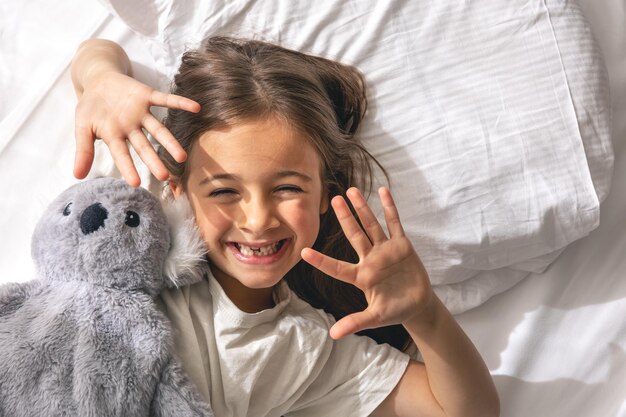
[98,0,612,313]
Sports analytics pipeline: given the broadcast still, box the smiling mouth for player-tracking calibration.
[233,239,287,257]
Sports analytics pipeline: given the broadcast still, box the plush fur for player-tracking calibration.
[0,177,213,417]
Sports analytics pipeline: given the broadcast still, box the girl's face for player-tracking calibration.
[172,117,328,307]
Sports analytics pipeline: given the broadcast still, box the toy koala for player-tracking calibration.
[0,177,213,417]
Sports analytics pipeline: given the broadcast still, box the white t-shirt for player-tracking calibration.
[158,273,410,417]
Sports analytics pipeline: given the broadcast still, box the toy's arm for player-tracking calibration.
[0,281,41,317]
[151,357,214,417]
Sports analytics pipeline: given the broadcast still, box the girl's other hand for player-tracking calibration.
[74,71,200,187]
[301,187,435,340]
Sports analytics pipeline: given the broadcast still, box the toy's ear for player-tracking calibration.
[162,194,208,287]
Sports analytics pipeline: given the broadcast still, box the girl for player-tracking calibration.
[71,37,499,417]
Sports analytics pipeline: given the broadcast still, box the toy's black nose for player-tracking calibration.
[80,203,108,235]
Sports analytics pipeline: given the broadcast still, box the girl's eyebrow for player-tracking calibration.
[275,170,313,182]
[198,170,312,186]
[198,173,239,186]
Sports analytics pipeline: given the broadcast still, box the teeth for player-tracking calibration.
[236,241,282,256]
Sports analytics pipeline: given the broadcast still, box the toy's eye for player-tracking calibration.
[125,211,140,227]
[62,202,72,216]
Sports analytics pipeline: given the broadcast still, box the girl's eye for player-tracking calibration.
[275,185,304,193]
[209,189,238,198]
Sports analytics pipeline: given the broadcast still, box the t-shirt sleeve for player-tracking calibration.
[286,333,411,417]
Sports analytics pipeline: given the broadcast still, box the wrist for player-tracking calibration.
[402,293,447,337]
[71,39,131,94]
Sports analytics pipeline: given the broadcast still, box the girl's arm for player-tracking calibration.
[301,187,499,417]
[70,39,200,186]
[375,299,499,417]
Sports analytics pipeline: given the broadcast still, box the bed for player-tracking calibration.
[1,0,624,415]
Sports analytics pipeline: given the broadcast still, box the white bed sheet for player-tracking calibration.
[457,0,626,415]
[0,0,624,416]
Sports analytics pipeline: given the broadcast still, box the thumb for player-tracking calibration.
[329,310,379,340]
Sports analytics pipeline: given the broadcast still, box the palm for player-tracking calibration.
[301,187,434,339]
[74,72,199,186]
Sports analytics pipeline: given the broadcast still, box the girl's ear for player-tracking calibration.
[320,191,329,214]
[169,179,183,198]
[163,178,184,202]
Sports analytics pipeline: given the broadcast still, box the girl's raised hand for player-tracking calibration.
[301,187,435,340]
[74,71,200,187]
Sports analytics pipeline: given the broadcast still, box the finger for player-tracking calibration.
[105,138,141,187]
[329,310,379,340]
[142,114,187,163]
[379,187,406,238]
[74,125,95,179]
[301,248,357,284]
[127,129,170,182]
[346,187,388,244]
[149,90,201,113]
[331,195,372,257]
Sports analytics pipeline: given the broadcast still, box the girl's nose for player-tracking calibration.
[237,198,280,235]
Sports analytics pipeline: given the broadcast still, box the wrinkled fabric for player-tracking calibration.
[97,0,612,312]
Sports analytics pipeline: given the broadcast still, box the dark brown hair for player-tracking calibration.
[159,36,410,351]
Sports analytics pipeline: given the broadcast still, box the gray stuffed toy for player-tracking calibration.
[0,177,213,417]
